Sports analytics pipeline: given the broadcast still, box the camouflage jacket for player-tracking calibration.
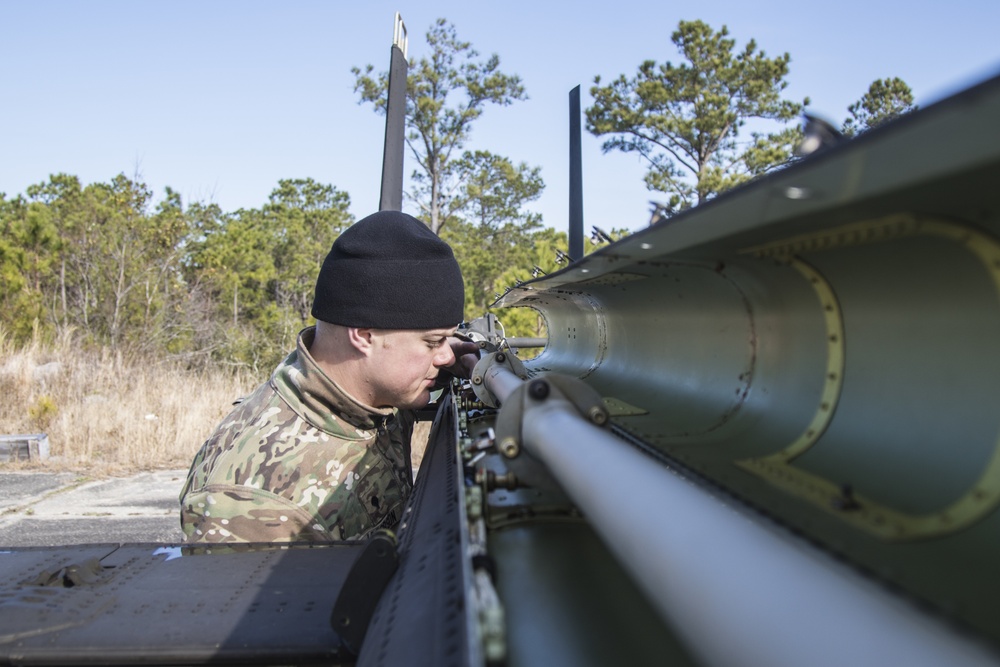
[179,327,414,543]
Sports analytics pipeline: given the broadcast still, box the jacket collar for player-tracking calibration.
[271,327,393,433]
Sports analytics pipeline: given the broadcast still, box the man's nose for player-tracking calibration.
[435,343,456,367]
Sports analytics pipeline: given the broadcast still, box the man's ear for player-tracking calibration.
[346,327,375,356]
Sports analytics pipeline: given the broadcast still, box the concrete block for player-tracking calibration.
[0,434,50,462]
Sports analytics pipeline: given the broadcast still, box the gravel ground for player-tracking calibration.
[0,469,187,547]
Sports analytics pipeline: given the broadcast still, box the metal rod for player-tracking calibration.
[483,366,1000,667]
[506,337,547,349]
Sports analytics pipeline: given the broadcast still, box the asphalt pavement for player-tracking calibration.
[0,469,187,547]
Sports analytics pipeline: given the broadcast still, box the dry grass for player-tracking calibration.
[0,330,258,475]
[411,421,431,471]
[0,329,432,476]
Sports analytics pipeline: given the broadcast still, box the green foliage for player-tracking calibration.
[183,178,350,368]
[0,194,42,340]
[587,20,807,215]
[265,179,353,321]
[67,174,179,347]
[353,19,527,235]
[15,173,183,347]
[456,151,543,230]
[1,173,349,371]
[3,162,621,368]
[443,150,545,320]
[842,77,917,136]
[491,226,565,337]
[189,208,276,326]
[486,226,630,338]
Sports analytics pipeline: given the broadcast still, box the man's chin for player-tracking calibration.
[399,390,432,411]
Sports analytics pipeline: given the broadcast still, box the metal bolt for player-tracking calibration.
[499,437,520,458]
[495,352,506,363]
[494,472,519,490]
[472,375,483,385]
[477,469,520,492]
[528,379,549,400]
[589,406,608,425]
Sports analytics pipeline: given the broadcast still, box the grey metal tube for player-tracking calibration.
[482,365,525,408]
[506,337,547,349]
[487,368,999,667]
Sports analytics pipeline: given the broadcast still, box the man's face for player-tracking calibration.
[367,327,457,409]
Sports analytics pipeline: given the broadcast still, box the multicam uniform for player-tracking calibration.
[179,327,414,543]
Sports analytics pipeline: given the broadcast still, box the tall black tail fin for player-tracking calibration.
[379,13,408,212]
[568,85,584,260]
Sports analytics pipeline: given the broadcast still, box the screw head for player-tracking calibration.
[528,379,550,400]
[472,375,483,385]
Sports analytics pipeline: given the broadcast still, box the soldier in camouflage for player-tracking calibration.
[179,211,476,543]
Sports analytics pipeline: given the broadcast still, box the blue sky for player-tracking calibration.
[3,1,999,233]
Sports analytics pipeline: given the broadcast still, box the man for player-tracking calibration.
[179,210,478,543]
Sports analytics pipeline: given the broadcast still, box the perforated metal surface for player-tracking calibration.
[0,543,362,665]
[359,396,471,667]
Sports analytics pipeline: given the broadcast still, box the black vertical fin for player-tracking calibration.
[379,13,408,212]
[568,85,584,261]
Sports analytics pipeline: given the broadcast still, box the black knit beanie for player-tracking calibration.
[311,210,465,329]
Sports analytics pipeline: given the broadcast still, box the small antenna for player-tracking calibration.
[392,12,408,59]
